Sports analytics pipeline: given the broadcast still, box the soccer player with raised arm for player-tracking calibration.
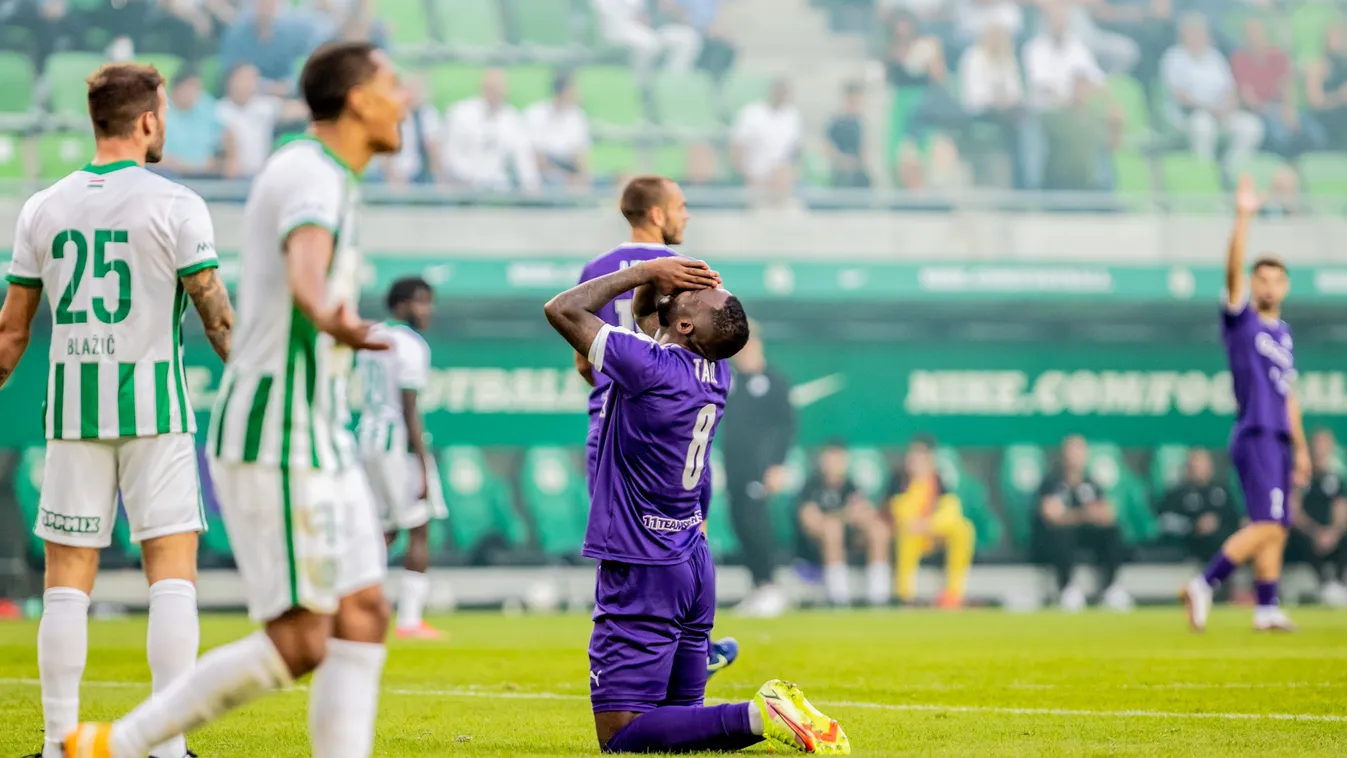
[64,41,407,757]
[357,276,449,639]
[0,63,232,758]
[1182,175,1309,633]
[575,175,739,678]
[545,257,851,754]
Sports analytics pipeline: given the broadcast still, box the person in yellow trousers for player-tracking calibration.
[889,437,975,608]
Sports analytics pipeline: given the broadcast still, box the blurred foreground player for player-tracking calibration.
[575,175,738,679]
[545,257,849,754]
[1183,176,1309,633]
[66,41,406,756]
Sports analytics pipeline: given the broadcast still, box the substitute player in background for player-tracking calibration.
[0,63,232,758]
[1182,175,1309,634]
[575,175,738,679]
[357,276,448,639]
[66,41,405,757]
[546,256,850,754]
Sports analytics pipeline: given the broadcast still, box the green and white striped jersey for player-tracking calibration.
[207,137,362,471]
[354,322,430,454]
[4,161,217,440]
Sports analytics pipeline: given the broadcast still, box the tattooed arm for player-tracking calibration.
[180,267,234,362]
[0,283,42,391]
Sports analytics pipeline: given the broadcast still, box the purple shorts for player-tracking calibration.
[588,538,716,713]
[1231,431,1292,527]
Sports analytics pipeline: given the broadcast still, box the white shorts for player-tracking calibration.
[35,434,203,548]
[209,459,387,623]
[363,451,447,532]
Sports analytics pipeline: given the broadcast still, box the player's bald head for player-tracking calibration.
[620,176,672,226]
[659,288,750,362]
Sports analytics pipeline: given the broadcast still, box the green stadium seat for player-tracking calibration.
[706,450,740,558]
[375,0,432,49]
[1231,152,1288,191]
[847,447,889,504]
[429,63,485,110]
[1000,444,1046,547]
[652,70,720,135]
[1291,3,1339,62]
[46,52,108,119]
[197,55,222,96]
[1299,152,1347,196]
[439,446,527,556]
[1108,76,1151,137]
[509,0,576,52]
[436,0,506,53]
[770,447,809,551]
[134,54,184,83]
[0,133,28,180]
[589,140,639,179]
[506,64,553,111]
[0,52,36,122]
[1150,444,1191,495]
[1086,442,1157,545]
[577,66,646,132]
[650,143,689,181]
[935,447,1002,551]
[1161,153,1222,196]
[519,446,589,557]
[1113,149,1153,198]
[721,71,770,120]
[38,132,95,180]
[15,447,46,565]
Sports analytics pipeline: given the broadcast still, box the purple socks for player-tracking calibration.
[1201,551,1236,589]
[1255,580,1279,608]
[605,703,762,753]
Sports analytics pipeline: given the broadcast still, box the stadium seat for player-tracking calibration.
[1108,76,1151,138]
[505,64,553,111]
[1299,152,1347,196]
[1150,443,1191,495]
[847,447,890,504]
[1113,149,1153,197]
[0,132,28,180]
[1231,152,1288,191]
[436,0,506,54]
[508,0,576,54]
[1161,153,1222,196]
[197,55,222,95]
[134,54,184,83]
[589,140,639,179]
[1086,442,1157,545]
[428,63,485,110]
[1291,3,1339,61]
[770,447,809,551]
[46,52,109,119]
[576,66,646,132]
[38,132,95,180]
[935,447,1003,551]
[652,70,720,135]
[374,0,432,49]
[720,71,770,121]
[439,446,527,557]
[519,446,589,557]
[14,447,46,565]
[650,143,689,181]
[1000,444,1046,547]
[0,52,36,124]
[706,450,740,558]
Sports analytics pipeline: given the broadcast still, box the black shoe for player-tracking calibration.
[149,750,197,758]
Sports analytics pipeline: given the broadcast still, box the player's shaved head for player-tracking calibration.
[620,176,690,245]
[86,63,165,140]
[302,41,381,121]
[620,176,671,226]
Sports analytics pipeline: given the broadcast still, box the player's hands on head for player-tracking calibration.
[644,257,721,295]
[323,303,389,351]
[1234,174,1261,217]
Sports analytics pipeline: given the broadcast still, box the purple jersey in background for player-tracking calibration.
[584,324,731,565]
[1222,296,1296,439]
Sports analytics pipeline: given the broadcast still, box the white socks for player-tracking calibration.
[866,562,892,606]
[308,639,388,758]
[146,579,199,758]
[397,570,430,630]
[824,564,850,606]
[39,587,90,758]
[112,631,291,758]
[746,702,764,735]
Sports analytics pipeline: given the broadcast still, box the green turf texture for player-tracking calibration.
[1,609,1344,756]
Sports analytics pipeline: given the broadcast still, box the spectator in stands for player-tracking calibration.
[1033,435,1131,612]
[379,73,443,186]
[1161,13,1264,176]
[142,0,226,60]
[1232,17,1326,158]
[662,0,737,79]
[1156,449,1239,568]
[160,66,229,179]
[731,77,802,206]
[958,22,1026,185]
[1304,24,1347,150]
[825,81,871,188]
[1289,429,1347,606]
[955,0,1022,49]
[441,68,541,193]
[217,63,306,179]
[1067,0,1140,76]
[1042,72,1123,191]
[219,0,323,96]
[1022,1,1106,189]
[303,0,387,46]
[885,10,962,160]
[682,142,732,188]
[797,441,891,607]
[524,71,592,190]
[1261,165,1306,218]
[1088,0,1175,107]
[593,0,702,73]
[888,436,974,608]
[2,0,76,67]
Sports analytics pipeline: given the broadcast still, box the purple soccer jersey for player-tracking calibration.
[583,323,731,565]
[1222,296,1296,438]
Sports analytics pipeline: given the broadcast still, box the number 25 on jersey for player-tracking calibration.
[52,228,133,325]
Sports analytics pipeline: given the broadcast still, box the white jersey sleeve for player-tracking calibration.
[5,193,45,286]
[395,330,431,392]
[171,189,219,276]
[276,162,345,240]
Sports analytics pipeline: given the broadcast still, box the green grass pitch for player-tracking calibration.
[1,608,1344,756]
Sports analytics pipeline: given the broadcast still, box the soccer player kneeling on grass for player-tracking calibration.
[545,256,850,754]
[889,437,974,608]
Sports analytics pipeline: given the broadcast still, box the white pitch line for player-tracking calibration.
[2,679,1343,723]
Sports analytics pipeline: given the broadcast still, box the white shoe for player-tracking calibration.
[1181,577,1212,632]
[1254,607,1297,632]
[1060,584,1087,613]
[735,586,788,618]
[1320,580,1347,608]
[1101,583,1135,613]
